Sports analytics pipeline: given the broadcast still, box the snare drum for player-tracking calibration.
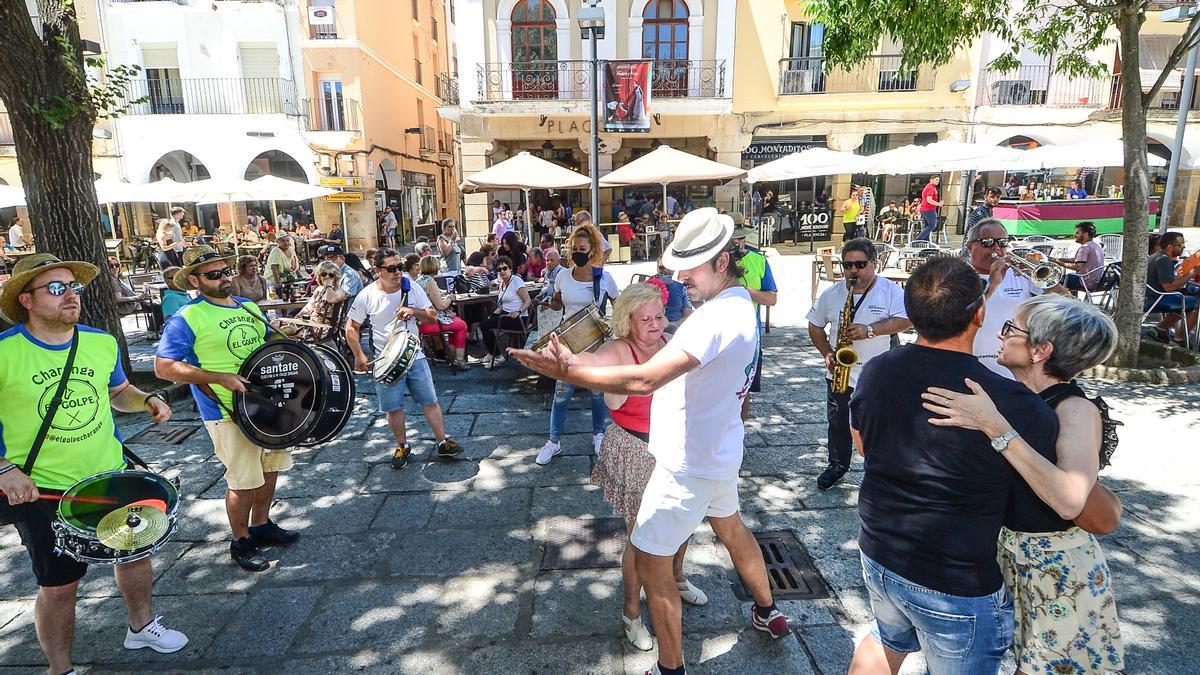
[373,329,419,384]
[233,340,357,449]
[53,470,179,565]
[531,304,612,354]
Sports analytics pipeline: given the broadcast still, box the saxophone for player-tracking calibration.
[831,279,859,394]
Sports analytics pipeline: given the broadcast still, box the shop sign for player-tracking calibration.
[540,119,593,134]
[324,191,363,203]
[320,176,363,188]
[742,140,827,164]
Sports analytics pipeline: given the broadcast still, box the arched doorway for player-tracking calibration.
[642,0,689,97]
[244,150,311,232]
[149,150,210,183]
[511,0,558,99]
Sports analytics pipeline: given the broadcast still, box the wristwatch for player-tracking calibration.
[866,324,876,339]
[990,429,1020,453]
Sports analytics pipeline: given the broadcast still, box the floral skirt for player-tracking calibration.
[998,526,1124,674]
[590,423,655,522]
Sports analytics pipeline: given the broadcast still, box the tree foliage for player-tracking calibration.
[806,0,1200,367]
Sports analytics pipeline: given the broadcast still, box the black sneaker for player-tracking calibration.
[230,537,269,572]
[391,443,411,469]
[437,438,464,458]
[249,520,301,548]
[816,464,848,491]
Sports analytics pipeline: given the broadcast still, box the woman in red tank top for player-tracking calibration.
[569,281,706,651]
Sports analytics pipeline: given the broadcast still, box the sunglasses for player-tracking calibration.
[497,266,511,272]
[109,262,120,269]
[318,272,338,279]
[1001,320,1029,338]
[379,264,403,274]
[974,237,1010,249]
[25,280,87,297]
[966,293,987,313]
[198,267,235,281]
[839,260,871,270]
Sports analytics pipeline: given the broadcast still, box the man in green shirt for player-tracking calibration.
[732,215,778,420]
[0,254,188,674]
[155,246,300,573]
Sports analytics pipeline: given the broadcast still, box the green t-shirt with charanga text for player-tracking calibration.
[156,296,268,421]
[0,325,127,490]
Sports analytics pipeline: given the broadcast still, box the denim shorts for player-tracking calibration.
[376,357,438,412]
[860,553,1013,675]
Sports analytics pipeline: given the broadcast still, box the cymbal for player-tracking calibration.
[276,317,330,330]
[96,505,169,551]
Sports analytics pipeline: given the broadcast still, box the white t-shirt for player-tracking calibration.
[806,277,907,388]
[648,286,759,480]
[8,223,24,248]
[347,280,433,360]
[975,268,1042,378]
[496,275,527,314]
[554,267,619,317]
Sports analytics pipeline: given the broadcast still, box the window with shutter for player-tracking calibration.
[240,45,282,113]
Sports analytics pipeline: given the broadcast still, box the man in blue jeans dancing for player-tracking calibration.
[848,257,1059,673]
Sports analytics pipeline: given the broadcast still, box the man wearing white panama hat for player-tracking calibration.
[511,208,789,675]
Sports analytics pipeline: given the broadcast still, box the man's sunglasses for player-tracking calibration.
[25,280,86,297]
[198,267,234,281]
[839,260,871,270]
[1001,320,1029,338]
[973,237,1010,249]
[379,264,403,274]
[497,265,511,272]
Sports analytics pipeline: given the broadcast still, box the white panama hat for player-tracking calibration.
[662,207,734,271]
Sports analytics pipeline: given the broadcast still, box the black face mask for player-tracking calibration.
[571,251,590,267]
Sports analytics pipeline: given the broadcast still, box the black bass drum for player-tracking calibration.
[232,340,356,449]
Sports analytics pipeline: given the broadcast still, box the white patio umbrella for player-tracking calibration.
[999,140,1168,170]
[746,148,872,184]
[461,151,592,242]
[862,141,1028,175]
[0,184,25,208]
[599,145,746,216]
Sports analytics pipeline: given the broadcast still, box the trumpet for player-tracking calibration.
[993,252,1064,289]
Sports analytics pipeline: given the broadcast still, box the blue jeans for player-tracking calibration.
[548,381,609,441]
[860,553,1014,674]
[915,210,938,242]
[376,358,438,412]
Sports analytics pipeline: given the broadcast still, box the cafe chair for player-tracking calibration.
[1081,262,1121,311]
[811,252,844,301]
[489,307,537,370]
[1097,234,1123,261]
[1022,235,1054,245]
[631,273,651,284]
[1143,284,1195,350]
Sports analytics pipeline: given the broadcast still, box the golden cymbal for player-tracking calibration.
[96,505,169,551]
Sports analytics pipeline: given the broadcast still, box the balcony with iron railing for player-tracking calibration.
[978,65,1109,107]
[420,126,437,152]
[120,77,300,115]
[778,55,935,95]
[301,97,361,132]
[0,112,13,146]
[437,73,459,105]
[475,59,725,103]
[1109,73,1200,111]
[310,24,338,39]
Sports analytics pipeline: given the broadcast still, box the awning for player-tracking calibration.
[1140,34,1198,90]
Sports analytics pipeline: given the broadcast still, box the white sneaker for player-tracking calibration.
[535,440,562,465]
[677,578,708,606]
[124,615,188,653]
[623,613,654,651]
[486,354,507,367]
[593,432,604,456]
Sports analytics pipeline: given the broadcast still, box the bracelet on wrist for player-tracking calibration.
[0,463,19,476]
[144,391,166,408]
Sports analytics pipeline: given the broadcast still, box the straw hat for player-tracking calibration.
[662,208,733,271]
[0,254,99,323]
[173,245,237,291]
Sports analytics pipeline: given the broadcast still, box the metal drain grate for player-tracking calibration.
[125,424,200,446]
[540,516,626,571]
[726,530,830,601]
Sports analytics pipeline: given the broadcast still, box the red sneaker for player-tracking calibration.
[751,604,790,638]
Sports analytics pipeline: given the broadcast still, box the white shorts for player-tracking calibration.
[629,465,740,557]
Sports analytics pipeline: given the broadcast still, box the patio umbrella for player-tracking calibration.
[862,141,1027,175]
[599,145,746,217]
[0,184,25,208]
[746,148,872,183]
[461,151,592,242]
[999,139,1168,170]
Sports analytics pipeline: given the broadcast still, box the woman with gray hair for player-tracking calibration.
[921,294,1124,674]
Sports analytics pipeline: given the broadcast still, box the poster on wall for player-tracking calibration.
[603,61,652,133]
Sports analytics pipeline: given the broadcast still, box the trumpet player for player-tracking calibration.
[807,239,910,490]
[966,220,1070,379]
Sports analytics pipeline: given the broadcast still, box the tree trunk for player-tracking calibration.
[1111,8,1150,368]
[0,0,127,365]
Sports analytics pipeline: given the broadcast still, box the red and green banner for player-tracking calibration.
[992,198,1159,236]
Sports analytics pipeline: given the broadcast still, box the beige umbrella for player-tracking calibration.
[599,145,746,216]
[461,151,592,241]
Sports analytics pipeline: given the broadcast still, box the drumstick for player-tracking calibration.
[0,491,120,506]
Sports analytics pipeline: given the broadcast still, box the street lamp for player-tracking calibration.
[1161,1,1199,231]
[579,2,604,221]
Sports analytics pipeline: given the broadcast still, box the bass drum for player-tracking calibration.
[233,340,357,449]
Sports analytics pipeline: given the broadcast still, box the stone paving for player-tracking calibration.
[1,254,1198,674]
